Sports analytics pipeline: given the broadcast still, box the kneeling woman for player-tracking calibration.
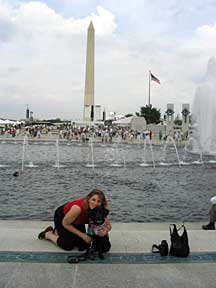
[38,188,112,251]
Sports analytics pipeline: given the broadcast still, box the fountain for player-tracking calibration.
[53,136,65,168]
[21,135,36,170]
[53,136,60,169]
[139,137,155,168]
[21,134,27,171]
[181,137,203,165]
[85,137,96,187]
[192,57,216,154]
[160,136,181,168]
[86,137,96,168]
[1,137,216,222]
[110,136,126,168]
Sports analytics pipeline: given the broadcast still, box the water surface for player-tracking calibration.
[0,140,215,222]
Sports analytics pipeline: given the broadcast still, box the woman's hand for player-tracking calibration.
[83,233,92,243]
[97,218,112,237]
[97,229,108,237]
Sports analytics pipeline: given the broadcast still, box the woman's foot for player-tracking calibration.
[38,226,53,239]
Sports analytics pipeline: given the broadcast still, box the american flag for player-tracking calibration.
[151,73,160,84]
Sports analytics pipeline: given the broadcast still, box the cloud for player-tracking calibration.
[196,22,216,38]
[90,6,116,36]
[12,2,116,37]
[0,1,117,119]
[1,0,216,120]
[0,1,16,42]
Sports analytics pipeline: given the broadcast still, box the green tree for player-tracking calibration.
[137,105,161,124]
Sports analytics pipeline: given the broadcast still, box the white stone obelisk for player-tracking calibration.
[83,21,95,121]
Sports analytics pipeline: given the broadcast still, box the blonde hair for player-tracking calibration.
[85,188,109,210]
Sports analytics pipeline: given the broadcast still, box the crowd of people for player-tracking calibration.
[0,122,190,144]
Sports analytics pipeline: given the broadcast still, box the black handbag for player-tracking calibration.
[152,240,169,256]
[169,224,190,257]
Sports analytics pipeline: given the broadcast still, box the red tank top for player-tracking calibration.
[63,198,89,224]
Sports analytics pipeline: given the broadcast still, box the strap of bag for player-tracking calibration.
[170,223,186,234]
[169,224,177,235]
[177,221,185,231]
[151,244,160,253]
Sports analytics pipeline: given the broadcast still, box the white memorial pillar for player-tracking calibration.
[166,103,174,135]
[182,103,190,138]
[83,21,95,121]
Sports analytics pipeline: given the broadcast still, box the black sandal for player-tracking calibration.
[38,226,53,240]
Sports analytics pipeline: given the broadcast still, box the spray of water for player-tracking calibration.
[21,135,28,172]
[140,137,155,168]
[55,136,60,169]
[161,136,181,168]
[192,57,216,154]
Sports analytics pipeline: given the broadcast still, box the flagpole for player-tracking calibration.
[148,70,151,106]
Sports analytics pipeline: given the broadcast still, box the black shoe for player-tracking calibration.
[38,226,53,239]
[202,223,215,230]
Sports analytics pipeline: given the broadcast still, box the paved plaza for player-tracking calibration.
[1,220,216,287]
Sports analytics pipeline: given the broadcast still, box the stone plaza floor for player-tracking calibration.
[1,220,216,288]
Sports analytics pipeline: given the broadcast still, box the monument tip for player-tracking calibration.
[88,21,94,30]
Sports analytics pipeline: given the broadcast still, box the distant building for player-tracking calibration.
[26,105,30,119]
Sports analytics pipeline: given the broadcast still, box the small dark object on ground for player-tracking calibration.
[13,171,19,177]
[152,240,169,256]
[67,254,91,263]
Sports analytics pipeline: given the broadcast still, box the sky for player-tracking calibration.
[1,0,216,120]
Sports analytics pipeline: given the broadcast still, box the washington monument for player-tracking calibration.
[83,21,95,121]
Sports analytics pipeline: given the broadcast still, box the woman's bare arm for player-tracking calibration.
[62,205,91,243]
